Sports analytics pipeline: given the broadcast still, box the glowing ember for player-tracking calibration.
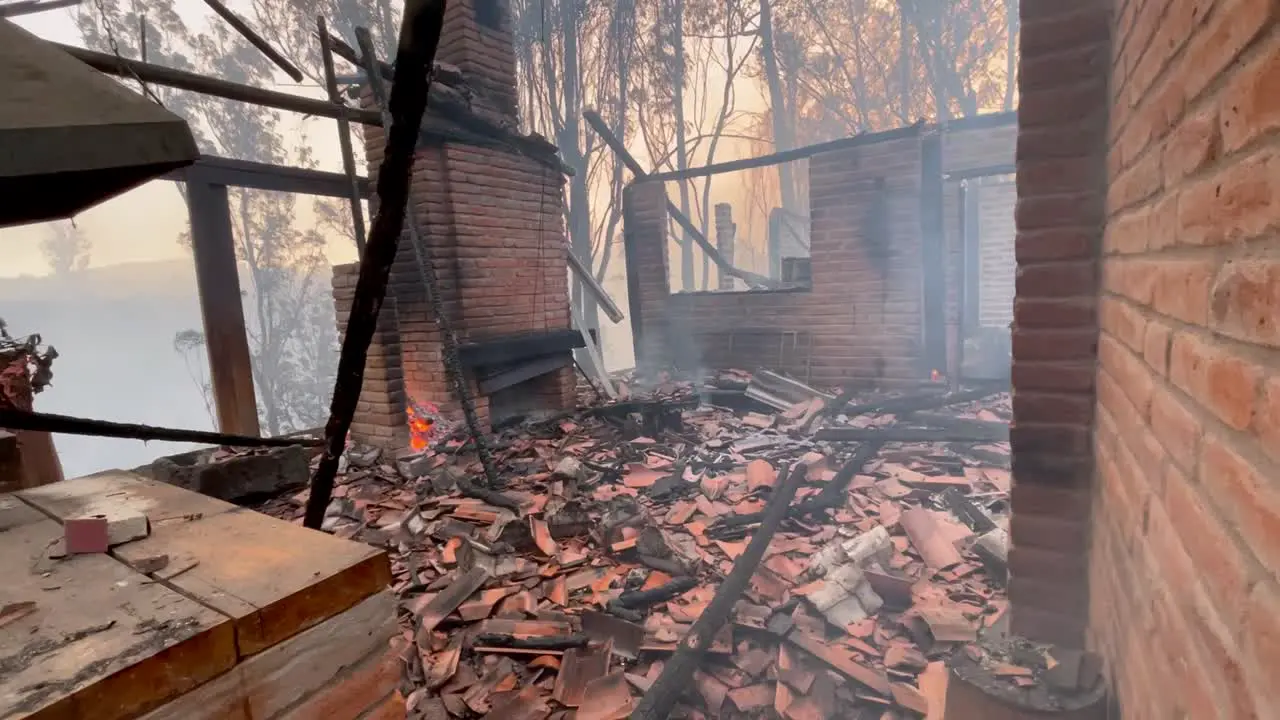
[406,398,442,451]
[930,369,942,382]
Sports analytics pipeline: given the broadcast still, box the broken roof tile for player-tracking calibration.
[248,371,1012,719]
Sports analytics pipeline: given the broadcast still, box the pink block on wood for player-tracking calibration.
[64,515,109,554]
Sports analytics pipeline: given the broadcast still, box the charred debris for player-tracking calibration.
[247,368,1079,719]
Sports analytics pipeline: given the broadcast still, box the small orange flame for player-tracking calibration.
[406,398,440,451]
[930,369,941,382]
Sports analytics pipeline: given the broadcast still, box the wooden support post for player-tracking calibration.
[187,178,260,437]
[318,15,368,257]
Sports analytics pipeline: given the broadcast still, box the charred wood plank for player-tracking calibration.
[712,441,884,530]
[56,43,381,125]
[304,0,446,530]
[841,385,1002,417]
[614,577,699,611]
[583,109,778,290]
[456,476,522,512]
[473,633,589,651]
[815,426,1008,443]
[906,411,1009,438]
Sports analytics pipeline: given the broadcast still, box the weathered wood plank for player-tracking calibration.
[140,590,397,720]
[20,472,391,656]
[110,508,391,655]
[18,470,238,526]
[0,497,237,720]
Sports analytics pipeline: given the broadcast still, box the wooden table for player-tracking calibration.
[0,470,391,720]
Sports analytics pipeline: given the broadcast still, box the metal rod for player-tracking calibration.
[0,408,319,448]
[200,0,304,82]
[55,42,382,125]
[318,15,368,256]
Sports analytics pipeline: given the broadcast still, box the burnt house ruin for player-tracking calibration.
[623,113,1017,390]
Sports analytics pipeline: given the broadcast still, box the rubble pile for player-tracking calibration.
[255,371,1026,719]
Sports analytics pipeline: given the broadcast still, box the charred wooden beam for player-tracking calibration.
[565,249,625,324]
[907,411,1009,438]
[304,0,447,530]
[631,463,808,720]
[318,15,367,256]
[201,0,304,82]
[641,121,927,183]
[0,408,318,448]
[841,385,1002,417]
[55,43,382,125]
[815,426,1008,443]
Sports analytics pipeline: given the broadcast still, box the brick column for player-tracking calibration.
[333,264,410,450]
[622,182,672,373]
[714,203,735,290]
[1008,0,1112,648]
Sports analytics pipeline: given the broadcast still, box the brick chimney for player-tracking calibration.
[332,19,577,453]
[437,0,519,118]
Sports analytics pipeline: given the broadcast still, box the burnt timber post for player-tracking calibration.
[187,174,261,437]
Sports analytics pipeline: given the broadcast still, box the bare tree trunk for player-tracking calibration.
[898,9,912,122]
[1003,0,1018,112]
[596,0,634,300]
[559,0,595,324]
[758,0,798,225]
[670,0,695,292]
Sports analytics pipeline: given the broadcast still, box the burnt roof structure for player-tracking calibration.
[0,19,198,228]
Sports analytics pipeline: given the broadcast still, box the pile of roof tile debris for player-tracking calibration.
[256,370,1025,719]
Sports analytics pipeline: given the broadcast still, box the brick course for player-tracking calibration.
[1045,0,1280,716]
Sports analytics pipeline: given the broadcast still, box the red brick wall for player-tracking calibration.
[1082,0,1280,716]
[1008,0,1110,651]
[624,132,926,388]
[624,122,1015,389]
